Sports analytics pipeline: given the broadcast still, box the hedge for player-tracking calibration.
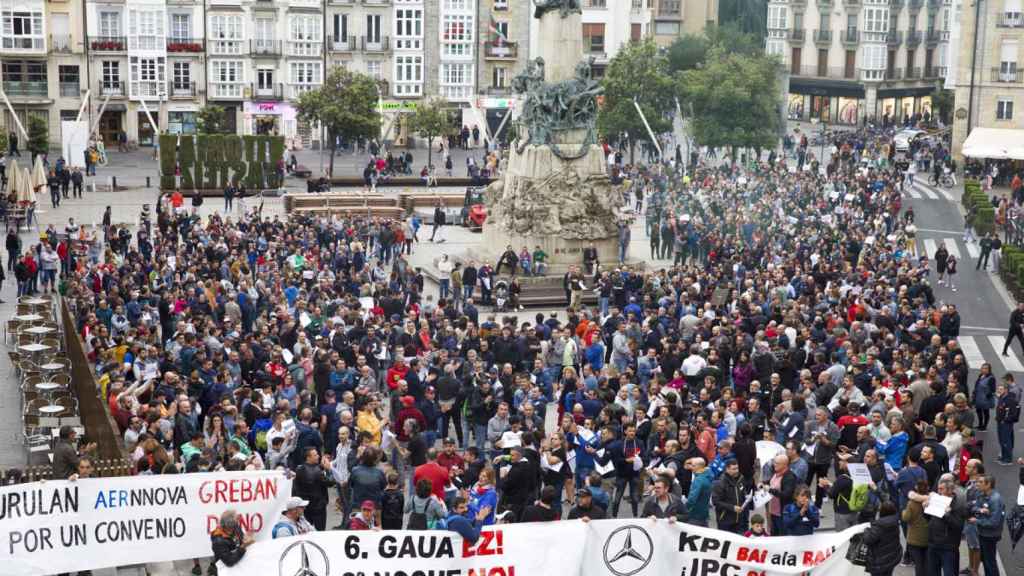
[159,134,176,190]
[159,134,285,191]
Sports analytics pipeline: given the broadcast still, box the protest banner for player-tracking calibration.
[220,518,867,576]
[1,470,291,576]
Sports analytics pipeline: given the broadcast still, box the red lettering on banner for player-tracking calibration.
[198,478,278,504]
[736,547,767,563]
[462,530,504,558]
[466,567,514,576]
[206,513,264,534]
[801,547,833,567]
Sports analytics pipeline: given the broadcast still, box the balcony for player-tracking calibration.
[657,0,681,17]
[923,66,945,78]
[362,36,390,52]
[927,0,941,8]
[886,31,903,45]
[585,0,608,8]
[791,65,859,80]
[890,0,904,10]
[885,67,903,80]
[362,0,391,5]
[89,36,127,52]
[906,30,921,46]
[328,0,356,4]
[132,80,168,99]
[99,80,126,98]
[167,38,204,53]
[813,30,832,44]
[909,0,924,9]
[925,29,949,43]
[484,40,518,59]
[789,29,806,41]
[905,66,921,79]
[484,86,511,96]
[843,0,860,5]
[818,0,834,6]
[252,82,284,100]
[997,13,1024,28]
[170,81,197,98]
[3,81,48,99]
[50,34,73,54]
[209,38,244,56]
[328,35,356,52]
[210,82,245,100]
[992,68,1023,83]
[251,39,282,57]
[841,29,859,44]
[59,82,80,97]
[289,84,319,100]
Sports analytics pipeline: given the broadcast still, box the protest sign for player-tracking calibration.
[221,518,867,576]
[1,471,291,576]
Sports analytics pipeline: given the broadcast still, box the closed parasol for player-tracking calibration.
[16,166,35,204]
[6,158,19,197]
[31,155,47,192]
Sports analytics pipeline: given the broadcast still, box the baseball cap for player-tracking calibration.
[284,496,309,510]
[361,500,376,511]
[400,395,415,407]
[576,487,592,497]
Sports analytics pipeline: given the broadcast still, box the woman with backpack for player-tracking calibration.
[404,478,447,529]
[862,501,904,576]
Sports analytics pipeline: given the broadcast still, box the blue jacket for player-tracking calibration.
[782,502,820,535]
[973,491,1005,539]
[572,431,601,472]
[468,486,498,526]
[686,469,713,522]
[876,431,909,470]
[445,513,483,544]
[973,374,996,410]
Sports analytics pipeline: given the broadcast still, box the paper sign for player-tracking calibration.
[299,312,312,327]
[595,459,615,476]
[281,349,294,364]
[753,489,773,509]
[1018,484,1024,506]
[755,440,785,466]
[804,442,817,458]
[500,430,522,448]
[632,457,643,472]
[847,463,872,487]
[924,493,952,518]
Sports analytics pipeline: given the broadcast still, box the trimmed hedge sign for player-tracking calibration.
[159,134,286,191]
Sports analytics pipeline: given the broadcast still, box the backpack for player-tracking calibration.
[381,490,404,521]
[406,499,428,530]
[841,482,871,512]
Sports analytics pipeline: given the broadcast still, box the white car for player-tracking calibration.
[893,129,925,152]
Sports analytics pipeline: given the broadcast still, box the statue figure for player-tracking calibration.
[533,0,582,19]
[511,56,602,159]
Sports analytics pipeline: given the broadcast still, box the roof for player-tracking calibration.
[962,127,1024,160]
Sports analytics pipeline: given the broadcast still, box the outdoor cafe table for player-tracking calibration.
[38,405,64,414]
[18,343,52,353]
[13,314,43,322]
[23,326,56,336]
[40,362,66,371]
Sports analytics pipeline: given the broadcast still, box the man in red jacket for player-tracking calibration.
[386,357,409,391]
[414,448,451,501]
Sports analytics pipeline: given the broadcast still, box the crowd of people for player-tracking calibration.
[27,124,1024,576]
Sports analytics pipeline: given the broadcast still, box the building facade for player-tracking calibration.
[951,0,1021,159]
[767,0,951,126]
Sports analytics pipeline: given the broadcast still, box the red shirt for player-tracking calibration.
[413,461,450,501]
[386,365,409,391]
[436,451,465,472]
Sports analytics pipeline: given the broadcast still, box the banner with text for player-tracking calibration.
[221,519,867,576]
[1,471,291,576]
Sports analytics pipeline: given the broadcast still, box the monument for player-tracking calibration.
[482,0,624,271]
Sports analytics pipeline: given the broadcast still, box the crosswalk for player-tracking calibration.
[953,334,1023,375]
[919,236,981,261]
[904,181,957,202]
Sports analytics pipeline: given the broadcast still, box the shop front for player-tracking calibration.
[787,79,865,126]
[137,111,160,146]
[477,96,516,146]
[243,101,298,138]
[381,100,418,147]
[167,105,198,135]
[876,87,934,126]
[97,106,125,146]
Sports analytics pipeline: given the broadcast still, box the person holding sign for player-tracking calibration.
[210,510,255,570]
[764,454,797,535]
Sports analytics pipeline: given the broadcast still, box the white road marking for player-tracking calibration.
[990,335,1024,372]
[957,336,986,369]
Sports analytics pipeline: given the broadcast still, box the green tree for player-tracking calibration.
[705,22,763,57]
[27,115,48,157]
[295,67,381,177]
[667,23,762,74]
[197,105,230,134]
[679,46,783,159]
[931,86,954,124]
[666,33,709,74]
[408,98,451,167]
[597,38,676,163]
[718,0,768,40]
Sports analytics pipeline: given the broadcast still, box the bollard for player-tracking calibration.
[112,176,117,190]
[146,176,150,188]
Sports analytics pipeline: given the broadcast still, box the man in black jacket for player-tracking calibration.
[1002,302,1024,357]
[498,446,536,521]
[211,510,253,572]
[292,447,335,531]
[711,460,750,534]
[430,203,446,242]
[567,487,606,520]
[923,477,967,576]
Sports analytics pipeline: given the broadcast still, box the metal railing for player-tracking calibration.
[841,29,859,44]
[251,82,284,100]
[886,31,903,45]
[251,39,282,56]
[89,35,127,51]
[905,66,921,79]
[167,38,204,52]
[885,67,903,80]
[2,81,47,97]
[170,80,197,97]
[814,30,832,43]
[99,80,126,97]
[890,0,905,10]
[906,30,922,45]
[789,29,806,41]
[49,34,73,53]
[484,41,518,58]
[361,35,390,52]
[991,67,1023,83]
[59,82,80,97]
[791,65,859,79]
[328,35,356,52]
[997,12,1024,28]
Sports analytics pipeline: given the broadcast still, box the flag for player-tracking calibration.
[488,17,506,46]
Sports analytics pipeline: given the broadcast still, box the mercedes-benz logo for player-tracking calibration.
[278,540,330,576]
[602,525,654,576]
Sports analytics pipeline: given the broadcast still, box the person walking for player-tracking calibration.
[430,202,446,243]
[862,501,904,576]
[945,254,958,292]
[971,474,1004,576]
[71,167,83,198]
[223,181,236,212]
[9,131,19,157]
[48,169,61,208]
[995,383,1019,464]
[1002,302,1024,357]
[934,242,949,285]
[978,233,993,271]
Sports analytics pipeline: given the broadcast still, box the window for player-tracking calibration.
[2,10,44,50]
[211,60,243,98]
[820,13,829,31]
[766,38,784,57]
[444,0,470,9]
[582,23,605,53]
[59,65,80,97]
[290,61,321,96]
[440,62,472,99]
[395,8,423,50]
[129,9,166,51]
[794,12,804,30]
[366,14,381,43]
[494,0,509,10]
[257,68,274,91]
[654,21,679,35]
[171,14,190,41]
[366,61,383,80]
[927,12,936,32]
[394,54,423,96]
[861,44,885,79]
[863,7,888,33]
[631,23,643,41]
[1001,41,1019,80]
[492,66,508,88]
[768,5,788,29]
[102,61,120,83]
[998,98,1014,120]
[210,14,243,54]
[289,15,322,56]
[333,14,347,41]
[173,62,190,89]
[99,11,121,38]
[130,56,166,98]
[442,14,474,58]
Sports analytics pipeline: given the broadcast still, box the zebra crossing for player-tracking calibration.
[918,236,981,261]
[904,181,957,202]
[949,333,1024,375]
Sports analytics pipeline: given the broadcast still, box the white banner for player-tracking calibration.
[1,471,292,576]
[221,519,867,576]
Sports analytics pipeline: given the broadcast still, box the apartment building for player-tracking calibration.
[768,0,951,126]
[951,0,1024,159]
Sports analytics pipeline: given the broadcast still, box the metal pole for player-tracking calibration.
[75,89,92,122]
[0,91,29,140]
[966,0,983,135]
[632,97,662,161]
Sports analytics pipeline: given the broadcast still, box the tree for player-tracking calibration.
[666,33,709,74]
[718,0,768,40]
[295,67,381,177]
[705,22,763,57]
[931,86,954,124]
[667,23,762,74]
[197,105,229,134]
[408,98,451,168]
[27,115,48,157]
[597,38,676,163]
[679,46,783,158]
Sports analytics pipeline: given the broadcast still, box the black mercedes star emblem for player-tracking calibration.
[278,540,330,576]
[602,525,654,576]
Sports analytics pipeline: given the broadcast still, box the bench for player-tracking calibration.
[311,176,495,188]
[397,193,466,212]
[292,206,406,219]
[283,193,393,213]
